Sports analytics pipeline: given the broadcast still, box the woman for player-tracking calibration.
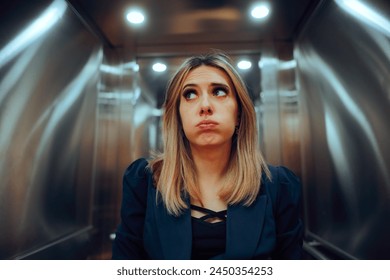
[112,52,303,259]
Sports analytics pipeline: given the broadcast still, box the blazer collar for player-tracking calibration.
[154,191,268,259]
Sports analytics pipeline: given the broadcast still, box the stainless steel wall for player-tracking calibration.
[295,0,390,259]
[0,0,102,259]
[92,51,160,259]
[259,43,302,177]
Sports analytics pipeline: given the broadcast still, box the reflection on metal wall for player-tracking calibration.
[91,53,161,259]
[0,0,102,259]
[296,0,390,259]
[259,43,302,177]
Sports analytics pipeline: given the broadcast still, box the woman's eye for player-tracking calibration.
[214,88,228,97]
[183,90,197,100]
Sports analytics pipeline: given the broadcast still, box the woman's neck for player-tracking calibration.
[190,143,231,186]
[190,145,231,211]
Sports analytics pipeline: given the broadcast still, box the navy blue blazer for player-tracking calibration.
[112,158,303,260]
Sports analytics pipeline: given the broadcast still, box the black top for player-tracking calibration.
[190,204,227,259]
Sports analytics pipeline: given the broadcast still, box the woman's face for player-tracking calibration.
[179,65,239,150]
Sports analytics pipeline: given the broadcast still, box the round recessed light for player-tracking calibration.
[126,10,145,24]
[237,60,252,70]
[152,63,167,72]
[251,5,270,19]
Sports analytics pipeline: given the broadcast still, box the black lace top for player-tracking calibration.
[190,204,227,259]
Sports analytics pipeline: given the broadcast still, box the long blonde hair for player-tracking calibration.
[148,52,270,216]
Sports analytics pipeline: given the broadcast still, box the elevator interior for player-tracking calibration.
[0,0,389,259]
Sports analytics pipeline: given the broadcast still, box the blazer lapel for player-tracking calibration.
[154,194,192,259]
[224,194,268,259]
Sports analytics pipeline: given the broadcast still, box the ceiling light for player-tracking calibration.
[237,60,252,70]
[152,63,167,72]
[251,4,270,19]
[126,10,145,24]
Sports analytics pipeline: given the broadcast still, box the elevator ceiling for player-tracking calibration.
[67,0,320,58]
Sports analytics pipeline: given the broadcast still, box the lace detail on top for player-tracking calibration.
[190,204,227,223]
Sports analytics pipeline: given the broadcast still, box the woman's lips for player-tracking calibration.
[196,120,219,129]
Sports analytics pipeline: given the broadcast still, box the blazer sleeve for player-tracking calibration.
[112,158,150,259]
[270,166,304,259]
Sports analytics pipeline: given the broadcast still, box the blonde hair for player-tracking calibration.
[148,52,270,216]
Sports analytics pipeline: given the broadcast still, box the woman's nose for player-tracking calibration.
[200,106,213,115]
[199,94,213,115]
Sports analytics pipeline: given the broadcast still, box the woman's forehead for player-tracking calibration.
[183,65,231,85]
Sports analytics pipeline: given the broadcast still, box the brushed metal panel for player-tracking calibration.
[0,0,102,259]
[296,0,390,259]
[259,43,302,177]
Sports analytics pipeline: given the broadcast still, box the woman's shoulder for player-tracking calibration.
[261,165,302,203]
[266,165,300,185]
[124,158,151,178]
[124,158,152,180]
[121,158,154,200]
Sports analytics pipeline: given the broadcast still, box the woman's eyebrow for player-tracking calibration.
[210,82,229,88]
[182,82,229,89]
[182,83,197,89]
